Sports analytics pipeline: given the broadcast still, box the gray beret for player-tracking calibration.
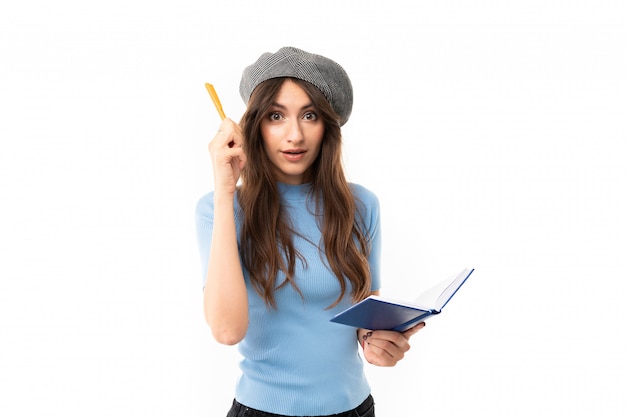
[239,46,353,126]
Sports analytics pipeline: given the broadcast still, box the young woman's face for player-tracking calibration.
[260,80,325,185]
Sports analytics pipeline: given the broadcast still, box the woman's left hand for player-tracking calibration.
[360,323,426,367]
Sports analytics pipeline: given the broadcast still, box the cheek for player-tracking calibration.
[260,128,273,154]
[261,124,281,148]
[311,127,325,153]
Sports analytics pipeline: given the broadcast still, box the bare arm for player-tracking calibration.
[203,119,249,345]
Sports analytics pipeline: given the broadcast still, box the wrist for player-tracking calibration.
[213,191,235,207]
[357,328,372,348]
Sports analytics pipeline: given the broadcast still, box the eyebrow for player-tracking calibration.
[269,102,315,111]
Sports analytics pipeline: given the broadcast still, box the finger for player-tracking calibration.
[402,322,426,338]
[221,119,244,147]
[365,332,409,356]
[216,147,246,169]
[368,338,408,358]
[364,342,402,367]
[229,148,247,171]
[216,129,237,149]
[367,340,401,359]
[210,131,245,163]
[235,148,247,169]
[370,330,410,348]
[211,119,240,145]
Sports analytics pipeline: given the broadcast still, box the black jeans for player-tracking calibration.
[226,394,375,417]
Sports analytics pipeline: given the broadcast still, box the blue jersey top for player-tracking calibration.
[195,182,381,415]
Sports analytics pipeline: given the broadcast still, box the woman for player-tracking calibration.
[196,46,425,417]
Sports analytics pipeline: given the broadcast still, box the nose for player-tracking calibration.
[286,119,304,144]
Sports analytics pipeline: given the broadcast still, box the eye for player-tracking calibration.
[302,111,318,121]
[267,112,283,121]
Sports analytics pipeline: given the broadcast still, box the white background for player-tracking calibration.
[1,1,625,416]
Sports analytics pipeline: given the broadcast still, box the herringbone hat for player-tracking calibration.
[239,46,353,126]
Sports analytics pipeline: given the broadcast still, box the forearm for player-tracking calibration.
[203,194,248,345]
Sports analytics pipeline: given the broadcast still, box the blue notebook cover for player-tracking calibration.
[330,268,474,331]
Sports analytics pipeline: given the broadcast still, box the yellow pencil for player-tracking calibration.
[205,83,226,120]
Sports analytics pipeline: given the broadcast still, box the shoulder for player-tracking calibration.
[195,190,243,221]
[348,184,381,242]
[348,183,380,228]
[195,191,215,218]
[348,183,380,209]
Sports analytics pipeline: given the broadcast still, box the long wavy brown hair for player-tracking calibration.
[237,77,372,309]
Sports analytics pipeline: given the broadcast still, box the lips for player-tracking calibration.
[281,149,306,161]
[283,148,305,154]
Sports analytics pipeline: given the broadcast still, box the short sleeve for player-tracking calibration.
[350,184,382,292]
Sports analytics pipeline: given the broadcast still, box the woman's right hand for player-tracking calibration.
[208,118,247,197]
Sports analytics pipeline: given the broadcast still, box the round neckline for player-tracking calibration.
[277,182,312,202]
